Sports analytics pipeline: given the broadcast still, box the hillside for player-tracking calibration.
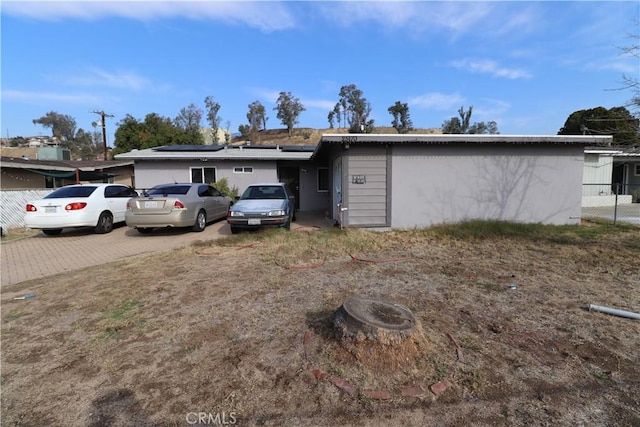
[231,126,442,146]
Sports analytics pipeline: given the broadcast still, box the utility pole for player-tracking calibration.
[92,110,114,160]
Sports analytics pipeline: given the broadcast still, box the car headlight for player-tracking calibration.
[268,210,286,217]
[229,211,244,217]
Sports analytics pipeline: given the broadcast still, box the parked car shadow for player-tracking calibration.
[30,223,128,238]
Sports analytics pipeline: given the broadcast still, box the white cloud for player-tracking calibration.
[300,98,335,111]
[450,59,532,80]
[248,87,335,112]
[408,92,466,111]
[473,99,511,119]
[313,1,540,40]
[2,89,103,105]
[2,0,297,31]
[65,68,154,91]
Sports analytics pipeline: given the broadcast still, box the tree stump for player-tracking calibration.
[332,297,425,371]
[334,296,417,345]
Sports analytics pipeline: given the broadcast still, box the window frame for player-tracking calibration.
[317,167,329,192]
[233,166,254,174]
[190,166,217,184]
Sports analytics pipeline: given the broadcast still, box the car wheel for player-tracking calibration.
[192,210,206,232]
[42,229,62,236]
[137,228,153,234]
[284,219,291,230]
[95,212,114,234]
[230,226,240,234]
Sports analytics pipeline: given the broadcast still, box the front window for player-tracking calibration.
[317,168,329,192]
[233,166,254,173]
[45,176,65,189]
[191,167,216,184]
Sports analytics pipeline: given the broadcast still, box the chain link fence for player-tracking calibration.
[582,183,640,225]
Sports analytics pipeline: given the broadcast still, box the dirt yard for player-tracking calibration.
[2,221,639,426]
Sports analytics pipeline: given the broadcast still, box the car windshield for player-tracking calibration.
[146,185,191,196]
[44,186,97,198]
[240,186,286,200]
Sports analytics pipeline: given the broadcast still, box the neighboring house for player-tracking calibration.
[0,156,135,190]
[582,147,640,206]
[116,134,611,228]
[613,148,640,202]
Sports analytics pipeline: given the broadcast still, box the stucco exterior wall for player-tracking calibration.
[132,160,277,192]
[1,168,48,189]
[297,164,331,213]
[389,144,584,227]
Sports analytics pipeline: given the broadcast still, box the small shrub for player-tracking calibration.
[212,177,239,201]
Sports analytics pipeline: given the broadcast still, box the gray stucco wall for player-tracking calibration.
[132,160,277,192]
[389,144,585,227]
[298,164,331,213]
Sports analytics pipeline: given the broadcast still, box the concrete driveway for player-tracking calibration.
[1,213,332,287]
[0,219,232,287]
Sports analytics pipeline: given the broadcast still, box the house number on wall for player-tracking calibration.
[342,136,357,144]
[352,175,366,184]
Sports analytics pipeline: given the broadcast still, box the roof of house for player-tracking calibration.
[311,133,614,159]
[112,135,616,163]
[0,156,134,171]
[0,156,134,180]
[114,144,315,161]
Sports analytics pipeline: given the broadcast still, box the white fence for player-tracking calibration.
[1,189,53,230]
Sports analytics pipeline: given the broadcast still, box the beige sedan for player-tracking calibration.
[126,183,233,233]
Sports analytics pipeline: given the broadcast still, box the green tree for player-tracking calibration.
[441,106,499,134]
[243,101,267,143]
[113,113,186,155]
[274,91,305,137]
[174,103,204,145]
[33,111,104,158]
[333,84,374,133]
[32,111,77,145]
[204,96,222,143]
[328,102,344,129]
[74,128,101,160]
[388,101,414,134]
[558,106,639,146]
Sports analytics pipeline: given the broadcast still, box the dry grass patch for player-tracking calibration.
[2,222,639,426]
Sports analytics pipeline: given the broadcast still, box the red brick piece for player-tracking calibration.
[312,369,328,381]
[362,390,391,400]
[329,376,356,396]
[429,380,452,396]
[400,384,427,397]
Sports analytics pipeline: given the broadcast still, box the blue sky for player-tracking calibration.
[2,1,638,147]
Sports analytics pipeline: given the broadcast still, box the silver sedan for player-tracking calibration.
[126,183,233,233]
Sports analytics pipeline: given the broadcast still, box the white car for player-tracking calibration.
[25,183,138,235]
